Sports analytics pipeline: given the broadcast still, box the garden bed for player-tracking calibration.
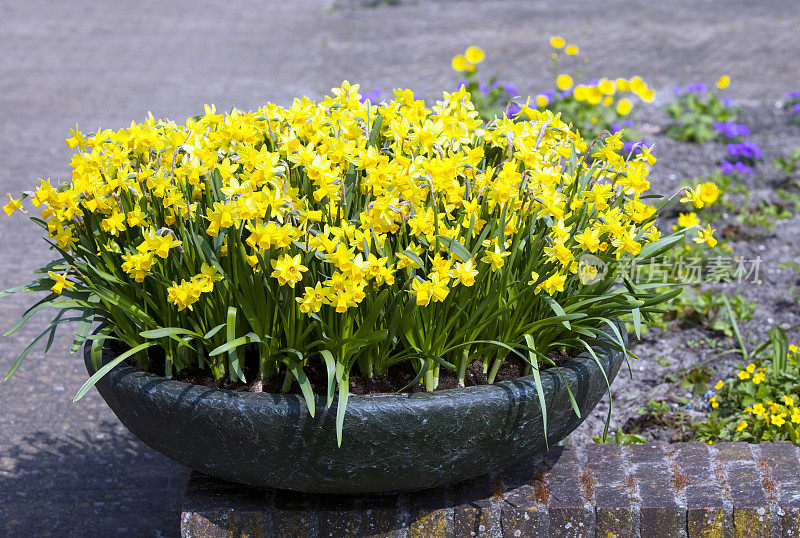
[572,102,800,444]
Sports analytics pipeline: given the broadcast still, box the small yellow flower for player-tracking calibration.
[677,212,700,228]
[450,259,478,287]
[556,74,573,91]
[480,244,510,272]
[3,193,27,216]
[565,45,579,55]
[752,403,765,416]
[550,36,565,49]
[48,271,76,295]
[784,395,794,407]
[714,380,724,390]
[698,182,720,206]
[792,409,800,423]
[771,413,787,427]
[736,421,748,432]
[616,99,632,116]
[464,46,485,64]
[716,75,730,89]
[738,370,750,380]
[746,363,756,374]
[451,54,468,71]
[411,278,433,306]
[270,253,308,288]
[693,225,717,248]
[752,372,764,385]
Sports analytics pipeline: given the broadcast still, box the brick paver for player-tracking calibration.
[181,443,800,536]
[2,0,800,535]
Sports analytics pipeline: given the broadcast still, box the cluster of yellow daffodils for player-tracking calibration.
[10,83,665,313]
[3,81,686,426]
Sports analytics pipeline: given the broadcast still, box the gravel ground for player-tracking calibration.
[570,103,800,444]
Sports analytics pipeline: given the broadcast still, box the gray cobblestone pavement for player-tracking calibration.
[1,0,800,535]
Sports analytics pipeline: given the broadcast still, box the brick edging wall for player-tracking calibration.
[181,442,800,537]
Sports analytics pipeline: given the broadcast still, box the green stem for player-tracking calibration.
[424,361,435,391]
[487,353,504,384]
[457,348,469,387]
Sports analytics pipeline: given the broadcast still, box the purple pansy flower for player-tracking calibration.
[721,159,754,175]
[502,83,519,96]
[713,121,750,138]
[359,87,382,104]
[685,82,708,93]
[506,103,521,118]
[727,141,762,160]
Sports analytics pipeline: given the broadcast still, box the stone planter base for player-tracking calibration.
[181,441,800,537]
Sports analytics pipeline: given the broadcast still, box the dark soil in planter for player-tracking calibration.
[130,346,574,396]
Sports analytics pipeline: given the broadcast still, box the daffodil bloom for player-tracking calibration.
[698,182,719,206]
[270,254,308,287]
[151,235,181,258]
[677,212,699,228]
[480,244,510,271]
[451,259,478,287]
[3,193,26,216]
[680,187,705,209]
[166,279,203,311]
[693,225,717,248]
[48,271,75,295]
[411,278,433,306]
[540,273,567,295]
[296,283,330,314]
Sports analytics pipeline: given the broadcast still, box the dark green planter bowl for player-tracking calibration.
[84,322,626,494]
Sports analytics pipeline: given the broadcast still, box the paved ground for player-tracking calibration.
[2,0,800,535]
